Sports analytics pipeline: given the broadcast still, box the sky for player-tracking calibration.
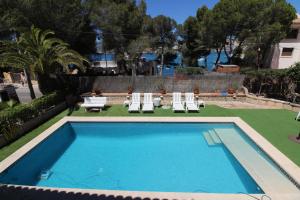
[145,0,300,24]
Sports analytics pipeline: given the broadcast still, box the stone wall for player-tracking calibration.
[245,94,300,112]
[76,74,245,93]
[95,93,246,105]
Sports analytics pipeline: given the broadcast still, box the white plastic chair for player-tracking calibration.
[128,93,141,112]
[172,92,185,112]
[142,93,154,112]
[296,111,300,120]
[185,93,199,112]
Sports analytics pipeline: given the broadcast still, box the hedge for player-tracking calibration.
[242,63,300,102]
[0,91,64,142]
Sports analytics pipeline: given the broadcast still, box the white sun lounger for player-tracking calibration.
[185,93,199,112]
[128,93,141,112]
[81,97,107,111]
[296,111,300,120]
[172,92,185,112]
[142,93,154,112]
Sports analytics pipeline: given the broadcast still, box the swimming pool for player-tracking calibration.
[0,117,299,199]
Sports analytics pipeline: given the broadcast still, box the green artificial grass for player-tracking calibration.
[1,105,299,166]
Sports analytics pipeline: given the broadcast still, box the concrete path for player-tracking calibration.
[14,84,42,103]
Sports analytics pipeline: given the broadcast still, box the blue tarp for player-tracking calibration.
[198,50,228,71]
[141,53,157,62]
[170,52,183,66]
[162,65,175,77]
[141,52,182,66]
[89,53,115,62]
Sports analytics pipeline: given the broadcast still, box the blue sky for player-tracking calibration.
[145,0,300,24]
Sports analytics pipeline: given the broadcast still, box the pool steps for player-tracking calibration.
[39,170,52,180]
[209,130,222,144]
[214,128,300,195]
[203,132,214,145]
[203,130,222,146]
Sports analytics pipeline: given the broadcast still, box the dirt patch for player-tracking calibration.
[209,101,280,109]
[288,135,300,144]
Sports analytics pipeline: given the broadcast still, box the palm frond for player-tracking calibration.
[0,26,87,74]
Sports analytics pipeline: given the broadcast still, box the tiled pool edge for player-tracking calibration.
[234,118,300,190]
[0,117,300,200]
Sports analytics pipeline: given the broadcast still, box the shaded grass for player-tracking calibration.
[1,105,299,166]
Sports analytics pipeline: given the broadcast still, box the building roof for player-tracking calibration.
[292,14,300,28]
[293,14,300,24]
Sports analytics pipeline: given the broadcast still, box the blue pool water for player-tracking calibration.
[0,123,264,194]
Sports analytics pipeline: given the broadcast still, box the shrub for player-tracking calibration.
[242,63,300,102]
[0,102,8,111]
[0,91,64,143]
[0,100,18,111]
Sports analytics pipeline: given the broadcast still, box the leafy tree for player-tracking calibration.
[185,0,296,68]
[90,0,146,57]
[144,15,177,74]
[0,26,87,98]
[213,0,296,66]
[127,36,151,77]
[242,0,296,68]
[0,0,95,54]
[183,6,211,66]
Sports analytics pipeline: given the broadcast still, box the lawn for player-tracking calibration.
[0,105,299,167]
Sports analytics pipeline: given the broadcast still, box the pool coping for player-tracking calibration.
[1,117,300,200]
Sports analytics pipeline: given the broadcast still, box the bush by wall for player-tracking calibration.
[242,63,300,102]
[0,91,64,144]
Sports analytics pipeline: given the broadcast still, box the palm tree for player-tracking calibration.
[0,26,88,99]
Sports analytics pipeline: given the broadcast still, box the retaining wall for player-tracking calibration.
[245,94,300,112]
[76,74,245,93]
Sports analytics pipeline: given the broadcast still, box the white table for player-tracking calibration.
[153,97,161,107]
[198,100,205,107]
[123,100,130,107]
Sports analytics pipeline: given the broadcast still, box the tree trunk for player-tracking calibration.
[131,60,136,87]
[223,49,231,64]
[214,47,222,66]
[24,68,36,99]
[223,38,232,64]
[160,45,165,76]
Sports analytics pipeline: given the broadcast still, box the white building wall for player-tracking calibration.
[271,16,300,69]
[277,43,300,69]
